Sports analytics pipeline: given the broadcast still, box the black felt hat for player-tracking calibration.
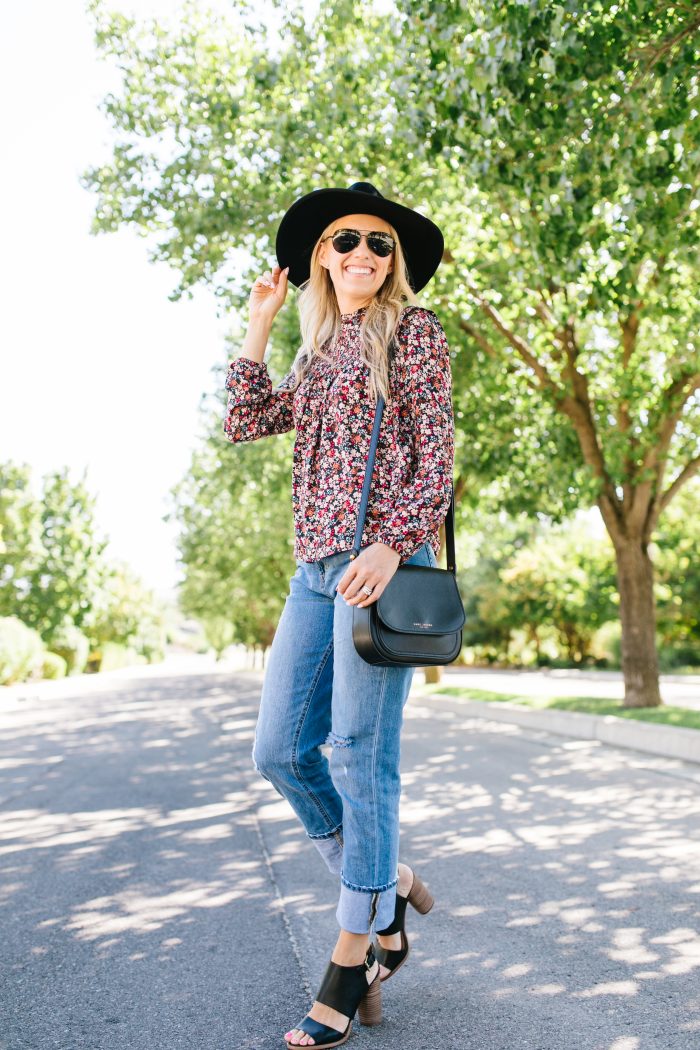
[275,181,444,294]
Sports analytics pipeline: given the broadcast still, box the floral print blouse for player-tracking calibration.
[223,304,455,565]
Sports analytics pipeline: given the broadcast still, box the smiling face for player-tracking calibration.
[318,212,395,314]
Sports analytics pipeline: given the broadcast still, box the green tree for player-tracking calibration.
[166,358,298,656]
[386,0,699,705]
[82,0,700,705]
[0,461,167,668]
[19,467,110,645]
[89,558,168,661]
[652,478,700,666]
[459,510,540,662]
[499,524,617,664]
[0,461,46,617]
[460,511,617,665]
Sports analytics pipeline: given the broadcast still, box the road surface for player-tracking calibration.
[1,661,699,1049]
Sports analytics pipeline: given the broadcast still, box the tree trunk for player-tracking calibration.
[613,537,662,707]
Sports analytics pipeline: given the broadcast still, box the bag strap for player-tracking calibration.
[349,310,457,573]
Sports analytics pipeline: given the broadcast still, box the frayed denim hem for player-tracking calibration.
[340,874,399,893]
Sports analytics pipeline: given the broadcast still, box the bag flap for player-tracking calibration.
[376,565,466,635]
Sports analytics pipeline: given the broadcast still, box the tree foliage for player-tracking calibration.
[166,353,298,655]
[82,0,700,699]
[0,460,166,664]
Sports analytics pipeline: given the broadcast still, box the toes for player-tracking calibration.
[285,1030,314,1047]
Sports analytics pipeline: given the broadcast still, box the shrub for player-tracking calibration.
[0,616,45,685]
[99,641,144,671]
[42,651,68,679]
[49,621,90,675]
[590,621,622,667]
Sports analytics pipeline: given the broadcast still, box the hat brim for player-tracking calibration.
[275,186,444,294]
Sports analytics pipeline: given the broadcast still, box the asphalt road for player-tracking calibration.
[1,664,700,1050]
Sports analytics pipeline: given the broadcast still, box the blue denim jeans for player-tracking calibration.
[251,539,438,934]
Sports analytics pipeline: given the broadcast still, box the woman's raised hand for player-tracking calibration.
[249,264,290,327]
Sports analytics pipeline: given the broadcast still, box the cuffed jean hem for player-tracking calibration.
[308,827,344,875]
[336,877,399,934]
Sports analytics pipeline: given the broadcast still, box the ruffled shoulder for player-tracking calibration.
[394,306,446,359]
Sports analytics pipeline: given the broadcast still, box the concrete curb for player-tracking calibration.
[412,691,700,765]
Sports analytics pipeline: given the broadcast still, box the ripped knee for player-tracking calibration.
[325,730,353,749]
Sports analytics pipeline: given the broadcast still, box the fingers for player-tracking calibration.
[255,265,289,290]
[339,577,382,607]
[336,546,397,607]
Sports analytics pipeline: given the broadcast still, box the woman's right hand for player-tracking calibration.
[249,264,289,327]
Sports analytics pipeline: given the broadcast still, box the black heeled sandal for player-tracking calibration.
[283,944,382,1048]
[372,866,434,982]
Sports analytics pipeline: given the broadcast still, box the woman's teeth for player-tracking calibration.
[345,267,374,276]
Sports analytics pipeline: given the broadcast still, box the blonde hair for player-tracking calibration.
[282,216,421,407]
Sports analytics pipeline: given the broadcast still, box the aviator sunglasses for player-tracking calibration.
[321,227,396,258]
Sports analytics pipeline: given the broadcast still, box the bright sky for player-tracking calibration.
[0,0,289,602]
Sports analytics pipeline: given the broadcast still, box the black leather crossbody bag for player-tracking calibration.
[349,325,465,667]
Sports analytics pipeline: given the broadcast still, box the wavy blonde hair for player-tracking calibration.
[282,216,421,407]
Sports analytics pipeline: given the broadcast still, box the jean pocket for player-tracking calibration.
[405,541,434,567]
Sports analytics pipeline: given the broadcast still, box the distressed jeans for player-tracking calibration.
[251,539,438,934]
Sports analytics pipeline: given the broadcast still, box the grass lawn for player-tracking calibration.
[419,685,700,731]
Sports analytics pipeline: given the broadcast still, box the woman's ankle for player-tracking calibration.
[396,862,413,896]
[332,929,371,965]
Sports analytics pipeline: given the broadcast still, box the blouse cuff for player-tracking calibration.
[374,527,424,564]
[225,356,271,394]
[227,356,267,370]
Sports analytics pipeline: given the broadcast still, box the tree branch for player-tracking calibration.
[654,451,700,525]
[463,281,623,523]
[465,280,565,396]
[642,372,700,476]
[617,310,644,517]
[557,316,624,522]
[457,319,540,393]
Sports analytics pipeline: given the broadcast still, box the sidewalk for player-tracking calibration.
[435,665,700,707]
[412,666,700,766]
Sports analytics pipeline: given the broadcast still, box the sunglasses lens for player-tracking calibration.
[332,231,361,254]
[367,235,394,257]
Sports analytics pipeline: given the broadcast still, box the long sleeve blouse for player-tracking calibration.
[223,304,455,565]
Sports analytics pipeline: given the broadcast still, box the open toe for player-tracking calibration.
[283,945,382,1048]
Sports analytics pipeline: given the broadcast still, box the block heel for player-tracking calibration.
[357,965,382,1026]
[372,865,434,983]
[407,871,434,915]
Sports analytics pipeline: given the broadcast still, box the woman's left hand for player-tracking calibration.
[336,542,401,608]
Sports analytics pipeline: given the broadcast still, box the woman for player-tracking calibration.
[224,181,454,1047]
